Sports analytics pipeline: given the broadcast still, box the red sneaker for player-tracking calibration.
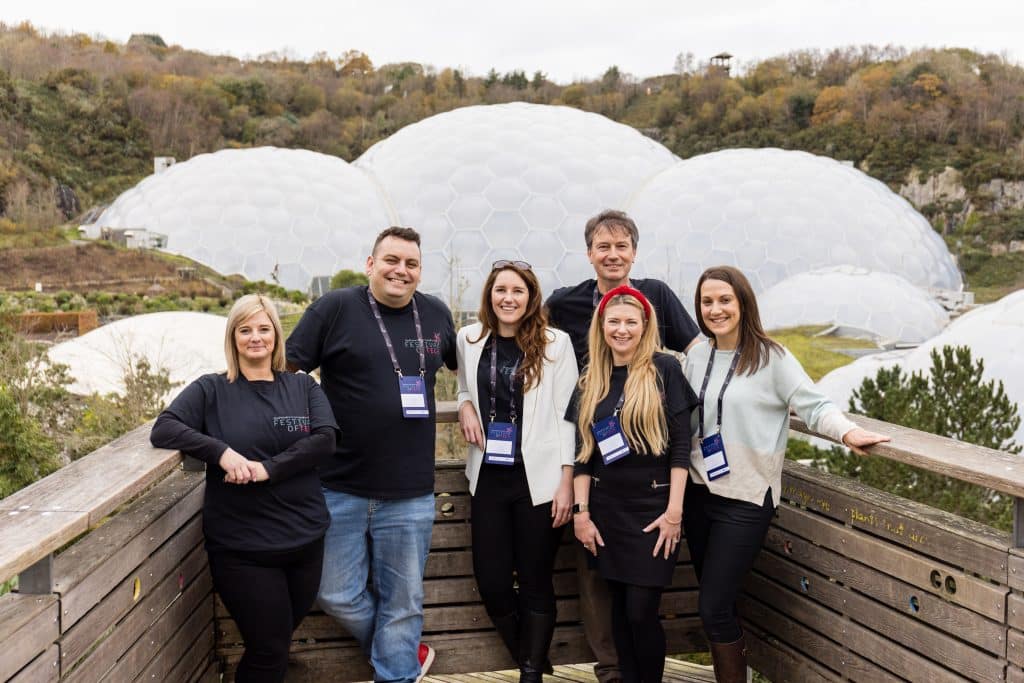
[416,643,435,682]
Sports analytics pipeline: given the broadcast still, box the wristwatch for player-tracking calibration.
[572,503,589,514]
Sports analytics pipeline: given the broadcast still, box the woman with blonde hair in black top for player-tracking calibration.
[151,294,338,683]
[571,285,697,683]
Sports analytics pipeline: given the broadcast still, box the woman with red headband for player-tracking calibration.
[571,285,697,683]
[456,260,579,682]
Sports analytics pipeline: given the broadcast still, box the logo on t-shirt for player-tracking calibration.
[273,416,311,433]
[404,332,443,356]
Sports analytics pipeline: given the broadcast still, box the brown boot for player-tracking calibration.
[710,635,748,683]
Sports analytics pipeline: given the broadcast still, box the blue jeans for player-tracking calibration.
[318,489,435,683]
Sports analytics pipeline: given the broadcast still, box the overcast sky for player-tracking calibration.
[6,0,1023,83]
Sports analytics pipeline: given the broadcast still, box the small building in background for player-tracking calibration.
[100,227,168,249]
[309,276,332,300]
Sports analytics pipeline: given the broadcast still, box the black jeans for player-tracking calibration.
[683,481,775,644]
[471,462,564,617]
[208,537,325,683]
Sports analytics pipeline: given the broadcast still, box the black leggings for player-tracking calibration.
[607,580,665,683]
[683,481,775,643]
[471,462,563,617]
[208,537,324,683]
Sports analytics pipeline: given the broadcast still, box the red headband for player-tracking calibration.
[597,285,652,320]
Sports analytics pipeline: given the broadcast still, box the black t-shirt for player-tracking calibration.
[545,278,700,369]
[151,371,338,553]
[286,286,457,499]
[571,353,697,485]
[475,335,526,465]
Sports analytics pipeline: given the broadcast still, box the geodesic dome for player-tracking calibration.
[46,312,227,400]
[817,289,1024,446]
[92,147,390,292]
[759,266,949,344]
[626,149,962,300]
[355,102,678,308]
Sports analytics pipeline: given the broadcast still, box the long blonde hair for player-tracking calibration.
[576,293,667,462]
[224,294,286,382]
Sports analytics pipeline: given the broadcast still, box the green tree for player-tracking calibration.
[0,385,59,498]
[819,345,1021,529]
[330,268,369,290]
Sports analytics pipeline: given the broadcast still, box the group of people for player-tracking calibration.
[151,211,888,683]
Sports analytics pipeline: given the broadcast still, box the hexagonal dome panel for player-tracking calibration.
[626,149,962,297]
[759,266,950,344]
[91,147,391,291]
[355,102,678,308]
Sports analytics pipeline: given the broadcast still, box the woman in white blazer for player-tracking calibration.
[457,259,578,683]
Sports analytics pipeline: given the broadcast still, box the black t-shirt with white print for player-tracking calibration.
[286,286,457,499]
[152,371,337,553]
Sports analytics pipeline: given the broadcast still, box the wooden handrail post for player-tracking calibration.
[17,553,54,594]
[1015,497,1024,548]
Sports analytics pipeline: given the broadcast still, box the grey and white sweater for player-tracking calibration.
[683,340,856,507]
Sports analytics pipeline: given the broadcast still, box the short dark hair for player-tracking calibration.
[584,210,639,249]
[372,226,421,255]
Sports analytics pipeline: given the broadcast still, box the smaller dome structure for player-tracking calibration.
[817,289,1024,446]
[47,312,227,400]
[93,147,391,292]
[759,266,949,344]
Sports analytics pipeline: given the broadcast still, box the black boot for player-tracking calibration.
[519,610,556,683]
[490,610,520,665]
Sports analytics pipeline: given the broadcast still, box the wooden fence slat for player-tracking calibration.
[1009,628,1024,668]
[745,572,968,682]
[776,503,1007,622]
[763,525,1007,655]
[0,511,88,587]
[0,594,58,682]
[782,462,1009,580]
[55,473,205,629]
[753,549,1005,680]
[135,602,214,683]
[8,643,59,683]
[742,618,847,683]
[1010,551,1024,592]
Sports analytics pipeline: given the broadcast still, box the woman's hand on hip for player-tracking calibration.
[644,512,682,560]
[458,401,485,449]
[574,514,604,556]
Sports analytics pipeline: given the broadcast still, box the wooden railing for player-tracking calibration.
[1,403,1023,681]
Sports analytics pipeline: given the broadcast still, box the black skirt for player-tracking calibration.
[590,484,680,587]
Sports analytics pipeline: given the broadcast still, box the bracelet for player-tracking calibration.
[664,515,681,525]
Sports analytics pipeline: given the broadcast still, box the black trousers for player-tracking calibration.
[683,480,774,643]
[208,537,325,683]
[471,462,564,617]
[607,579,665,683]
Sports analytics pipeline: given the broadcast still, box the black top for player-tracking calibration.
[475,335,526,465]
[286,286,457,499]
[150,371,338,553]
[571,353,697,486]
[545,278,700,369]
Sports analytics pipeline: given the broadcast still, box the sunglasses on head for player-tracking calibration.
[491,260,532,271]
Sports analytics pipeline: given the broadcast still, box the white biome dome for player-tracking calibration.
[93,147,390,292]
[760,266,949,344]
[355,102,678,308]
[46,312,227,400]
[626,149,962,299]
[817,289,1024,446]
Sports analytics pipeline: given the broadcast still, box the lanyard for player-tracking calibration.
[697,346,741,440]
[489,336,521,423]
[366,289,425,378]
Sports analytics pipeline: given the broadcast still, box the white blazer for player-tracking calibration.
[456,323,579,506]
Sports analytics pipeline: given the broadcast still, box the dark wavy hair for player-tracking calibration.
[471,264,550,392]
[695,265,782,376]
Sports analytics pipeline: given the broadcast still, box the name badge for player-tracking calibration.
[700,433,730,480]
[484,421,517,465]
[591,415,631,465]
[398,376,429,418]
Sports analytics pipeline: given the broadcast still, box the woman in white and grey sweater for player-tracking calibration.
[683,266,888,683]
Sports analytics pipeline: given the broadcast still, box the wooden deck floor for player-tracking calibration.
[417,659,715,681]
